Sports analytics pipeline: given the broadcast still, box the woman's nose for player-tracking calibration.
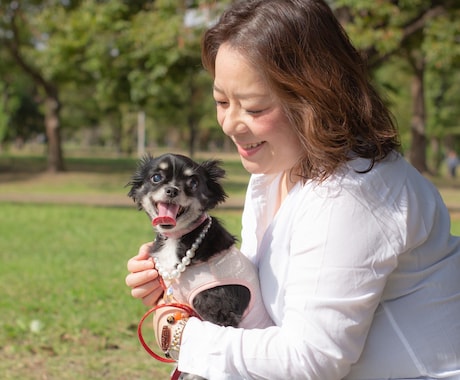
[220,107,246,136]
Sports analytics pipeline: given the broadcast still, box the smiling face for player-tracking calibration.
[213,43,303,176]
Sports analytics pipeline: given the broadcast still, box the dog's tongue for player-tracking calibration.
[152,203,180,227]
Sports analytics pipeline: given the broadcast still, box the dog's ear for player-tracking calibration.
[201,159,225,181]
[201,160,227,208]
[126,154,154,201]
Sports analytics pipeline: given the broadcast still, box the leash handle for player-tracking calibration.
[137,305,175,363]
[137,303,202,370]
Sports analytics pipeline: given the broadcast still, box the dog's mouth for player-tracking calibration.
[152,202,187,229]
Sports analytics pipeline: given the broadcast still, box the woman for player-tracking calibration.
[126,0,460,378]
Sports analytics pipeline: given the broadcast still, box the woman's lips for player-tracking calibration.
[236,141,265,158]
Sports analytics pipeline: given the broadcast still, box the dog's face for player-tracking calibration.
[128,154,226,234]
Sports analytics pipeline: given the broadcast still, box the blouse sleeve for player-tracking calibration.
[177,183,403,379]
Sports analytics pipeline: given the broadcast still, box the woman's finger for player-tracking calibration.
[127,256,155,273]
[137,242,153,259]
[130,278,160,298]
[139,286,164,306]
[125,268,158,288]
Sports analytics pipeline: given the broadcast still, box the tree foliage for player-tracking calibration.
[0,0,66,170]
[0,0,231,167]
[0,0,458,173]
[335,0,460,172]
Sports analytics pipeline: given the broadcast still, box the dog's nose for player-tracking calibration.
[165,186,179,198]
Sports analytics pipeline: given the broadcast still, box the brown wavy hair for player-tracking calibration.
[202,0,400,181]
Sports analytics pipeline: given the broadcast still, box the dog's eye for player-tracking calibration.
[151,173,163,183]
[187,177,199,190]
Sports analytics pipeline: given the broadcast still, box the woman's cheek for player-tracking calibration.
[216,109,224,128]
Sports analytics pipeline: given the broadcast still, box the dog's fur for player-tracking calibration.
[127,153,251,327]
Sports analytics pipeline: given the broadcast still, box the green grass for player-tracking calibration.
[451,220,460,235]
[0,202,242,380]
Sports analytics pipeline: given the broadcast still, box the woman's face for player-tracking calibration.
[213,43,303,175]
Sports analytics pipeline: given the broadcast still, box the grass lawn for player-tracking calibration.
[0,203,168,380]
[0,202,242,380]
[450,220,460,235]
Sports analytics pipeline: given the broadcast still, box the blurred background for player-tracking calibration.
[0,0,459,173]
[0,1,459,379]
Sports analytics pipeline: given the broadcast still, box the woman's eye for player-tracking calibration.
[151,173,163,183]
[246,109,263,115]
[215,100,228,107]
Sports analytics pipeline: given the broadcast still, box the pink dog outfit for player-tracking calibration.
[169,245,273,329]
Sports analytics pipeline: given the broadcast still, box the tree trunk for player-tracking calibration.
[188,115,197,158]
[409,60,429,173]
[431,136,442,175]
[44,96,65,172]
[137,110,146,158]
[3,4,65,172]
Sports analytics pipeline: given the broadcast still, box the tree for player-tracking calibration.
[1,0,148,163]
[0,0,65,171]
[335,0,460,173]
[424,9,460,171]
[125,0,230,156]
[37,0,134,154]
[35,0,230,158]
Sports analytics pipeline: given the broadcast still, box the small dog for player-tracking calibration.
[127,153,272,379]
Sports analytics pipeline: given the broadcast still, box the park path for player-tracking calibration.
[0,192,245,209]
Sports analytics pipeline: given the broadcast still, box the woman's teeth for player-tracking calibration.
[243,142,264,149]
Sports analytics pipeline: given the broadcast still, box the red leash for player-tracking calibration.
[137,303,201,379]
[171,368,181,380]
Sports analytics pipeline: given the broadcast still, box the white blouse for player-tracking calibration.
[178,153,460,379]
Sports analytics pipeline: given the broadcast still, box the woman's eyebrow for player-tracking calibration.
[213,84,268,100]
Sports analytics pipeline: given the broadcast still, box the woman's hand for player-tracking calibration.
[125,242,163,306]
[152,301,190,361]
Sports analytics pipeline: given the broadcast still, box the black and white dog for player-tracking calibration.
[128,153,252,325]
[127,154,272,378]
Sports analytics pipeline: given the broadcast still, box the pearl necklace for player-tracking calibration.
[154,216,212,282]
